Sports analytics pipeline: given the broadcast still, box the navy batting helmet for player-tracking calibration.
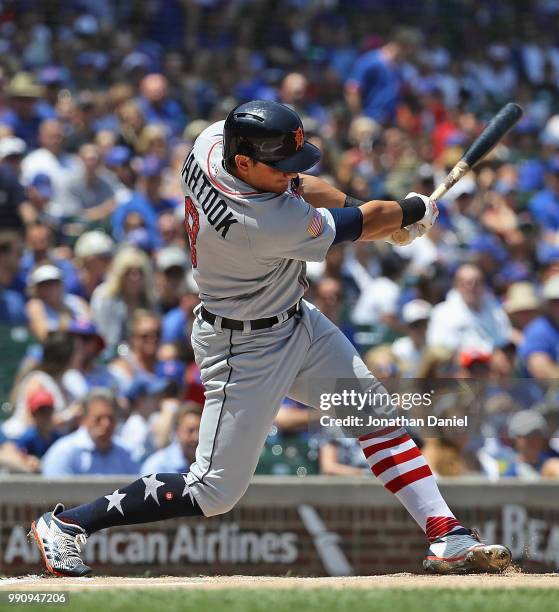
[223,100,320,173]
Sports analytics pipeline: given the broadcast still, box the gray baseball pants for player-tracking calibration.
[185,299,385,516]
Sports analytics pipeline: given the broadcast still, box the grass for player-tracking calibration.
[15,588,559,612]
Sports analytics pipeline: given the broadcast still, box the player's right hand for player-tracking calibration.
[405,192,439,229]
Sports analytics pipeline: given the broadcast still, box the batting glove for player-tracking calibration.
[405,192,439,229]
[386,222,426,246]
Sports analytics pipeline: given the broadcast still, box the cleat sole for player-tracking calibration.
[423,544,512,575]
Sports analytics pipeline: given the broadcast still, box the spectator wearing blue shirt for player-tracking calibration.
[38,66,70,118]
[119,375,169,464]
[41,388,139,476]
[326,20,359,80]
[513,120,545,192]
[0,230,26,325]
[500,410,559,478]
[104,146,135,205]
[63,319,119,400]
[16,224,81,297]
[111,156,174,244]
[519,275,559,379]
[0,285,26,324]
[2,73,56,148]
[529,157,559,232]
[19,173,62,238]
[25,264,90,342]
[273,398,317,441]
[136,74,185,137]
[140,402,201,474]
[345,28,422,124]
[161,270,199,344]
[145,0,185,51]
[16,388,62,459]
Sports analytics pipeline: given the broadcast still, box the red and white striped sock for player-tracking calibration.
[358,427,463,541]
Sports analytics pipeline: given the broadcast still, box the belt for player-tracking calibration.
[200,302,300,331]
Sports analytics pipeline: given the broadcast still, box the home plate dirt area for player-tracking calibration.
[1,571,559,591]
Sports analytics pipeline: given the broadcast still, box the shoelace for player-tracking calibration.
[75,533,88,553]
[58,530,88,563]
[432,528,483,547]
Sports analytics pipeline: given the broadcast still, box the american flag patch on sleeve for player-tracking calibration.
[307,209,324,237]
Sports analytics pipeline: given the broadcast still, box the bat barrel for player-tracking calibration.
[462,103,523,168]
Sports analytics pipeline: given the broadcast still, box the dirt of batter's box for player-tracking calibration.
[1,572,559,591]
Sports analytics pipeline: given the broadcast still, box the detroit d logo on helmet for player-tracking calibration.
[294,127,304,151]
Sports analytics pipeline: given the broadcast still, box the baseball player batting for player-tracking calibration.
[29,100,511,577]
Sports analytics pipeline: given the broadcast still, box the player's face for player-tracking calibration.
[235,156,297,194]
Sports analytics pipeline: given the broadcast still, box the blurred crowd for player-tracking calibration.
[2,0,559,481]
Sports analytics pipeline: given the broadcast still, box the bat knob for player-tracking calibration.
[391,228,411,245]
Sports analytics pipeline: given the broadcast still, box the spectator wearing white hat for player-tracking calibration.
[519,275,559,379]
[0,136,26,175]
[392,299,432,377]
[73,231,114,300]
[19,224,81,295]
[25,264,90,341]
[502,409,559,479]
[503,281,540,345]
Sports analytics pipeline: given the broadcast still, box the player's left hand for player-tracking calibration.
[405,192,438,229]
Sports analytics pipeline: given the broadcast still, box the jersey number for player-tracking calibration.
[185,196,200,268]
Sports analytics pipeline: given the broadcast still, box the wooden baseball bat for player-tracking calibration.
[391,102,524,244]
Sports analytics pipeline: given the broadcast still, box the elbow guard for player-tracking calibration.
[330,206,363,244]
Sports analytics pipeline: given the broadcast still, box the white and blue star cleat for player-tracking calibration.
[423,528,512,574]
[29,503,92,577]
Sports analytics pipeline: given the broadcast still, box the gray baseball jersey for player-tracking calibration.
[180,120,336,319]
[180,120,386,518]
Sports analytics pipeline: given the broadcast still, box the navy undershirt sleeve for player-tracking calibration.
[329,206,363,244]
